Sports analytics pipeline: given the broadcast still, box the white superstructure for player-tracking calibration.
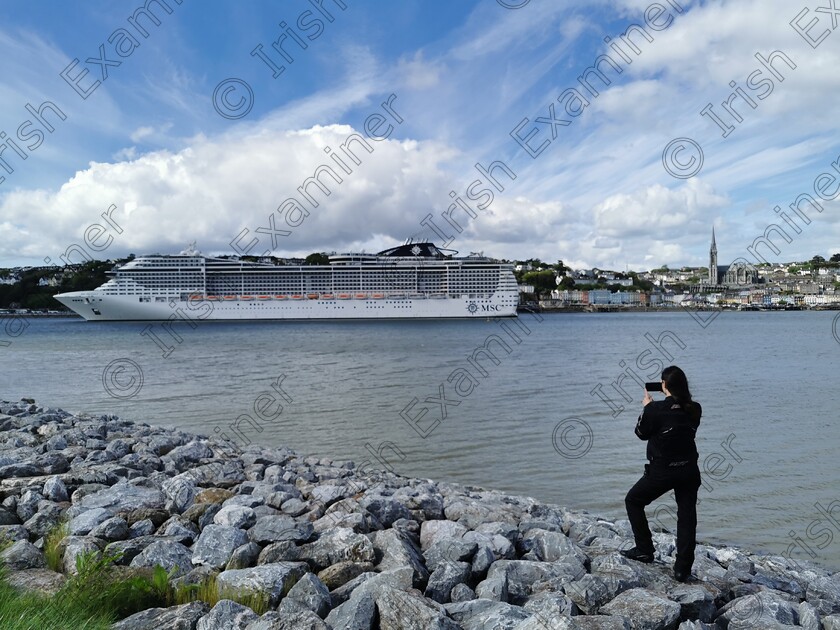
[54,242,519,321]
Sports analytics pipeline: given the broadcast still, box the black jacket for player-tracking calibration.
[635,396,701,466]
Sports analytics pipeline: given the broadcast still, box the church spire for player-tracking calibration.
[709,225,718,285]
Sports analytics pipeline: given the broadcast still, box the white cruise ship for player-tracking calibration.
[53,242,519,321]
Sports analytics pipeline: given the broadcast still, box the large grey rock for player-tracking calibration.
[192,524,249,570]
[214,505,257,530]
[444,599,530,630]
[274,598,331,628]
[420,520,468,550]
[369,528,429,588]
[484,559,585,605]
[216,562,310,608]
[425,560,471,603]
[285,572,332,618]
[43,476,69,502]
[375,584,461,629]
[520,528,587,565]
[89,516,130,541]
[599,588,681,629]
[715,590,799,629]
[162,476,197,514]
[78,482,165,513]
[0,540,46,570]
[799,600,821,630]
[1,568,66,596]
[227,542,262,570]
[249,515,313,545]
[299,527,376,571]
[62,535,103,575]
[129,540,193,577]
[317,560,375,590]
[68,506,114,535]
[359,495,411,528]
[197,599,259,630]
[324,592,377,630]
[668,585,715,623]
[424,539,478,573]
[246,607,329,629]
[111,601,210,630]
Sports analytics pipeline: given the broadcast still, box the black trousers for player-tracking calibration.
[624,462,701,572]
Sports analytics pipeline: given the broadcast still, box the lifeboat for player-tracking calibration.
[241,295,253,300]
[306,293,319,300]
[390,293,406,299]
[337,293,351,300]
[223,295,237,300]
[257,295,271,300]
[355,293,368,300]
[371,293,385,299]
[206,296,220,301]
[321,293,335,300]
[274,295,287,300]
[291,295,304,300]
[409,293,425,299]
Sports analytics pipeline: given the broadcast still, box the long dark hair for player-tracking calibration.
[662,365,699,419]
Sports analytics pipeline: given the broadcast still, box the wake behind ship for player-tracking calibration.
[53,242,519,321]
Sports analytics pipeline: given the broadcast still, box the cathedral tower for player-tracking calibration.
[709,226,718,285]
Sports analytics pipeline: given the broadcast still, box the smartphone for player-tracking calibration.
[645,382,662,392]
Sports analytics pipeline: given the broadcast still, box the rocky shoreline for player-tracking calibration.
[1,398,839,629]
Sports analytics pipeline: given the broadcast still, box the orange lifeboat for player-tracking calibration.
[306,293,319,300]
[371,293,385,299]
[291,295,304,300]
[257,295,271,300]
[321,293,335,299]
[274,295,287,300]
[337,293,351,300]
[355,293,368,300]
[223,295,237,300]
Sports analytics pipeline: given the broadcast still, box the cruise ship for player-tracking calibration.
[53,242,519,321]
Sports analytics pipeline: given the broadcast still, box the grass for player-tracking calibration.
[171,574,271,614]
[43,520,68,572]
[0,565,114,630]
[1,521,272,623]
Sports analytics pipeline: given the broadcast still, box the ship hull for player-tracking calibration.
[53,292,518,321]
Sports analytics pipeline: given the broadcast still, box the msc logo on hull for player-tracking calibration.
[466,301,502,314]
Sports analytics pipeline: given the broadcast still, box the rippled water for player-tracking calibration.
[3,310,839,569]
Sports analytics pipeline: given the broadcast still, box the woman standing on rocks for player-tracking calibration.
[621,365,702,583]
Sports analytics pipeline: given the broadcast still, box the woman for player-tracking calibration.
[620,365,702,582]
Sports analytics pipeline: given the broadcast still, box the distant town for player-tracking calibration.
[511,227,840,311]
[2,240,840,313]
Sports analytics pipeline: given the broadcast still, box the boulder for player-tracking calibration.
[129,540,194,577]
[197,599,259,630]
[599,588,681,629]
[192,524,249,570]
[249,515,313,545]
[216,562,310,608]
[111,601,210,630]
[0,540,46,570]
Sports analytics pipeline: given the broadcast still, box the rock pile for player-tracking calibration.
[1,398,838,629]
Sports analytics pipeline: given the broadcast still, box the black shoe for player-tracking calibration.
[620,547,654,563]
[674,568,691,582]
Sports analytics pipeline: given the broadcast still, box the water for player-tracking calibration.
[3,310,839,570]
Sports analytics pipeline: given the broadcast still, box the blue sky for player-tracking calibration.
[1,0,839,270]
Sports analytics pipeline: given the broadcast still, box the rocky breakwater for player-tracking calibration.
[1,399,840,629]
